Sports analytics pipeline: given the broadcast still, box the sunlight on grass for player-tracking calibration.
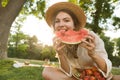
[0,59,44,80]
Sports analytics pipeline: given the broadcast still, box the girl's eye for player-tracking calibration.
[64,19,70,22]
[55,20,59,23]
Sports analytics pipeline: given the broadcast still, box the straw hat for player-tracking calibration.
[45,2,86,28]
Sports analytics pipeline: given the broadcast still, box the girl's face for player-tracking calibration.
[54,11,75,31]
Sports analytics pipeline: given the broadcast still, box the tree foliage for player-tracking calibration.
[116,38,120,56]
[69,0,120,34]
[100,33,120,66]
[21,0,45,19]
[8,25,56,61]
[1,0,9,7]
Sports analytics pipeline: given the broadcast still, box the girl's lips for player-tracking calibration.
[59,29,70,32]
[60,29,66,32]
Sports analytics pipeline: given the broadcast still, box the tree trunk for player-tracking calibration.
[0,0,27,59]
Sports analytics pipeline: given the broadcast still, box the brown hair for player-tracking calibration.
[66,44,79,58]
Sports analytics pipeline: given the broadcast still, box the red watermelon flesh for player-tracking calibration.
[55,28,89,44]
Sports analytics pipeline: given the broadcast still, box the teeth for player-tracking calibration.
[61,29,68,31]
[60,30,66,32]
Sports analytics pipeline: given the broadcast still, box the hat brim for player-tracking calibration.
[45,2,86,28]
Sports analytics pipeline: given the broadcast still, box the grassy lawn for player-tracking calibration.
[112,68,120,75]
[0,59,44,80]
[0,58,120,80]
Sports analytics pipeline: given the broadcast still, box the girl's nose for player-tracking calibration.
[58,21,67,29]
[59,21,64,27]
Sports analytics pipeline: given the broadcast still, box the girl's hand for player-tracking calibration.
[79,35,96,56]
[53,37,65,55]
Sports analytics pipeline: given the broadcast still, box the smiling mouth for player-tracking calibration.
[56,26,71,32]
[59,29,68,32]
[58,27,73,32]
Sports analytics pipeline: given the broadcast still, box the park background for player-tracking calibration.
[0,0,120,80]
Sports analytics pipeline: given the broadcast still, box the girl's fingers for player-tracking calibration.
[53,37,65,52]
[85,35,94,43]
[80,35,95,50]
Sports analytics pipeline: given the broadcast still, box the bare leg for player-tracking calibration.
[112,75,120,80]
[42,66,76,80]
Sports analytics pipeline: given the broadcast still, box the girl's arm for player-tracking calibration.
[53,37,70,74]
[79,34,107,73]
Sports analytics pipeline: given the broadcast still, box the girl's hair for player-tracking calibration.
[66,44,79,58]
[52,9,80,31]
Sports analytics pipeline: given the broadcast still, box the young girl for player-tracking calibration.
[42,2,113,80]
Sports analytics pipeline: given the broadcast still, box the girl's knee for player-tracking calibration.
[42,67,50,79]
[112,75,120,80]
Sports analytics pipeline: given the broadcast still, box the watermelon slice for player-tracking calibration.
[55,28,89,44]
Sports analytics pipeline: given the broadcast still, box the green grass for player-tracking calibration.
[0,58,120,80]
[112,68,120,75]
[0,59,44,80]
[7,58,45,65]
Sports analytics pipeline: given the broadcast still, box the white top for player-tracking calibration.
[58,31,112,80]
